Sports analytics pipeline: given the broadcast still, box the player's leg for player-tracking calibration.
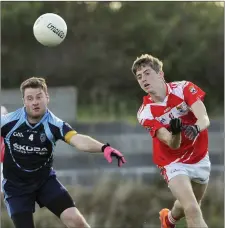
[11,211,35,228]
[5,196,35,228]
[159,164,188,227]
[60,207,91,228]
[170,181,208,220]
[160,153,210,228]
[168,175,208,228]
[46,191,90,228]
[160,165,210,227]
[37,175,90,228]
[4,195,35,228]
[169,154,210,225]
[2,180,36,228]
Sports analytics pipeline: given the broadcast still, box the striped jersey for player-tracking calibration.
[137,81,208,166]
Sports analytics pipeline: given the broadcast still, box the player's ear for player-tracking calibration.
[159,71,164,77]
[159,71,165,80]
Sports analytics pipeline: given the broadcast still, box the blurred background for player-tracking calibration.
[1,1,224,228]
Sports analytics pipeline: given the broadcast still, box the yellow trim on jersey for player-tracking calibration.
[65,130,77,143]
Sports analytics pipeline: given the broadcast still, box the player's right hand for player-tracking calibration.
[102,143,126,167]
[169,118,182,135]
[182,125,200,140]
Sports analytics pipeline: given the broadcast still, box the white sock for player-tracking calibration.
[168,211,177,224]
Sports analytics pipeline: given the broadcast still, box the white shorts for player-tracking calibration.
[160,153,211,184]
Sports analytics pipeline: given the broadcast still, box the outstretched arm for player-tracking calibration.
[53,120,126,167]
[69,134,104,153]
[68,134,126,167]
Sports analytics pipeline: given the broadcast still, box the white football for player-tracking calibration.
[33,13,67,47]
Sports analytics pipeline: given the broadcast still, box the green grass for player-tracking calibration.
[1,176,223,228]
[176,218,187,227]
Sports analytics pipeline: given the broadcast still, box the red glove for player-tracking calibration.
[102,143,126,167]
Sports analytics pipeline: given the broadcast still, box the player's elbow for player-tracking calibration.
[205,117,210,128]
[201,116,210,130]
[170,144,180,149]
[168,141,180,149]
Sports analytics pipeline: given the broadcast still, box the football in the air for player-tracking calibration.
[33,13,67,47]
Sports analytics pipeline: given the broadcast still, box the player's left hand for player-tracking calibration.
[169,118,182,135]
[182,125,200,140]
[102,143,126,167]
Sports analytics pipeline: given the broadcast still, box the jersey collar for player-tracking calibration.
[23,107,49,129]
[143,83,172,105]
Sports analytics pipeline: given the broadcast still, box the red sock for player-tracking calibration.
[169,211,179,223]
[165,211,179,227]
[165,215,175,227]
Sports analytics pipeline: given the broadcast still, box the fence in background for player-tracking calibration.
[1,88,224,186]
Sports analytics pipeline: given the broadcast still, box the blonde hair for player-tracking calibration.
[20,77,48,97]
[131,54,163,75]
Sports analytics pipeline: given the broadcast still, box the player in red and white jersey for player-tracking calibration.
[138,81,208,166]
[132,54,210,228]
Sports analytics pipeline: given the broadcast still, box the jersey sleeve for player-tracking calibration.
[138,104,164,138]
[183,81,206,107]
[1,112,20,138]
[48,115,77,143]
[142,119,164,137]
[60,122,77,143]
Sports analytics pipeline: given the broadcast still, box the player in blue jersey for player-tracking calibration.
[1,77,126,228]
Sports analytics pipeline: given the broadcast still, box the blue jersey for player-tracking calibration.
[1,107,77,186]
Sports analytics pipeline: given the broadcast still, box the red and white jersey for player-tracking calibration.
[137,81,208,167]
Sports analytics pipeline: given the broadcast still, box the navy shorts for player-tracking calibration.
[2,175,75,217]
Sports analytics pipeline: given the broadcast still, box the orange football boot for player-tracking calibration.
[159,208,176,228]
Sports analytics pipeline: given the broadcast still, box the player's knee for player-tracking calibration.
[184,203,202,217]
[61,207,90,228]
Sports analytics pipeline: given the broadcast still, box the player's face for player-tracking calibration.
[23,88,49,120]
[136,65,164,94]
